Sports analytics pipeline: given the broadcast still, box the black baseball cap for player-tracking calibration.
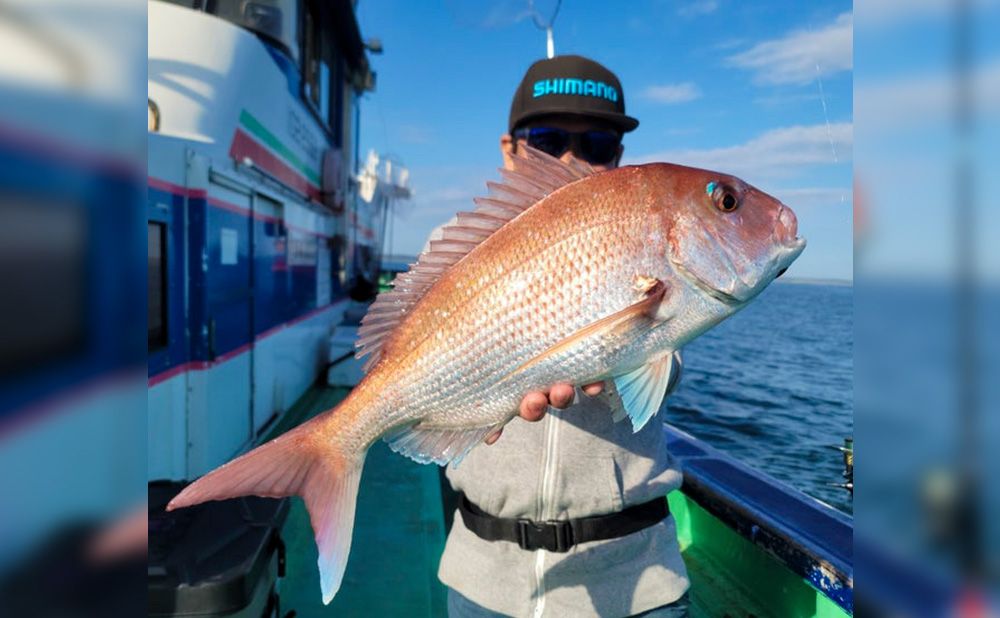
[508,55,639,134]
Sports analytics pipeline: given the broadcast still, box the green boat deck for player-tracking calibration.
[268,386,848,617]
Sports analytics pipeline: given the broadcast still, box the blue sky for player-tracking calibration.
[356,0,853,281]
[853,0,1000,283]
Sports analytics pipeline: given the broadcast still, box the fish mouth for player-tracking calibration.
[671,257,744,306]
[783,236,807,252]
[769,237,806,285]
[779,235,807,261]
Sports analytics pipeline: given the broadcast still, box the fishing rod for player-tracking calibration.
[829,437,853,494]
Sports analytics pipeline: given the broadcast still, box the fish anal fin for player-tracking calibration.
[613,353,677,432]
[384,423,502,466]
[506,278,670,380]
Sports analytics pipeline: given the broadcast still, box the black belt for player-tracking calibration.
[457,494,668,553]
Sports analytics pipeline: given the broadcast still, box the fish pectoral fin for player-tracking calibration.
[384,422,502,466]
[506,277,671,380]
[613,352,677,433]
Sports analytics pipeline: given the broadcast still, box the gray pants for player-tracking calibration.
[447,588,690,618]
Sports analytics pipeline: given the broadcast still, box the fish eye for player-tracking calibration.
[709,182,740,213]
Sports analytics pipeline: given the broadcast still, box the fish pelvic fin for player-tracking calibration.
[504,277,670,381]
[356,145,595,370]
[166,414,365,605]
[613,352,678,432]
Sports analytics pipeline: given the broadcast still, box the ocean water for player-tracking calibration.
[665,281,854,514]
[853,282,999,586]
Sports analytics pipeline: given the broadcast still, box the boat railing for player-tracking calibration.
[664,423,854,613]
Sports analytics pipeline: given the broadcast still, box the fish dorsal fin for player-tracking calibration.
[355,146,595,370]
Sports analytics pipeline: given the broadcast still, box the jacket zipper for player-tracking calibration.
[533,406,561,618]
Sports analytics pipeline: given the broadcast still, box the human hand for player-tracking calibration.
[484,382,605,445]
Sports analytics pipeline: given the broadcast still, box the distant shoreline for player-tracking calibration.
[777,277,853,287]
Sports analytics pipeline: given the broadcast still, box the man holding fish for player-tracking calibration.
[436,55,692,618]
[167,53,804,617]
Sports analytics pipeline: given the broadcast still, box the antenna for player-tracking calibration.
[529,0,562,59]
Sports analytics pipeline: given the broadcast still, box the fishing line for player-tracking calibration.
[528,0,562,58]
[814,61,839,164]
[802,19,840,167]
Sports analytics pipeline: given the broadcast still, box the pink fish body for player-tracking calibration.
[167,148,805,603]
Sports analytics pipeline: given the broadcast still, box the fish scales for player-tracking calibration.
[360,174,660,439]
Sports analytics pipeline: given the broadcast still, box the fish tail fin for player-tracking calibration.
[166,414,366,604]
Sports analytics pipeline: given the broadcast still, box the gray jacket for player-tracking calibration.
[438,381,690,617]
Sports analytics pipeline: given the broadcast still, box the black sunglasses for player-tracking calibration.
[513,127,621,165]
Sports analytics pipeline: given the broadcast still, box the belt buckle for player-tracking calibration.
[516,519,574,553]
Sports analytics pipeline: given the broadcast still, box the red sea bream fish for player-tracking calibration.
[167,147,806,603]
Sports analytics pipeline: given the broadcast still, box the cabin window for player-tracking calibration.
[318,60,331,127]
[328,54,345,147]
[148,221,168,351]
[300,0,344,144]
[0,197,85,373]
[302,3,322,110]
[208,0,300,61]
